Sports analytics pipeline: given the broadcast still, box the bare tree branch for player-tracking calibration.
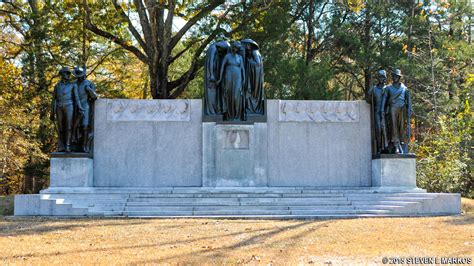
[133,0,152,50]
[112,0,148,55]
[168,38,202,64]
[169,0,224,50]
[82,0,148,63]
[86,48,121,77]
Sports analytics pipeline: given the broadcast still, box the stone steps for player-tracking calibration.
[123,209,392,217]
[14,188,459,217]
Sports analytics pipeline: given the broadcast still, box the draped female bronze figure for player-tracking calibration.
[217,41,245,121]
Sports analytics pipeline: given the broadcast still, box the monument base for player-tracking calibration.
[14,99,461,217]
[50,153,93,187]
[372,154,417,189]
[202,122,267,186]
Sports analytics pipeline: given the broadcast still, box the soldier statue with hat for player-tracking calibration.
[72,66,97,153]
[50,67,84,152]
[381,69,413,154]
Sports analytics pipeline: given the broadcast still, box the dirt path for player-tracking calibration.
[1,214,472,265]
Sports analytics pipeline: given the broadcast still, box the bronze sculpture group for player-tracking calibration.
[50,54,412,157]
[366,69,412,155]
[204,38,264,121]
[51,66,97,153]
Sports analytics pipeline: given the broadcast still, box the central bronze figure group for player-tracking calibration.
[204,38,264,121]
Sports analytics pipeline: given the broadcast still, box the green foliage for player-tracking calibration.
[267,57,341,100]
[414,98,473,198]
[0,58,46,194]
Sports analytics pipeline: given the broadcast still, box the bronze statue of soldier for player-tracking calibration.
[51,67,84,152]
[382,69,413,154]
[366,70,389,155]
[72,66,97,153]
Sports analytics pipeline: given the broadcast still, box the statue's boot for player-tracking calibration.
[65,131,72,152]
[82,127,89,153]
[394,141,402,154]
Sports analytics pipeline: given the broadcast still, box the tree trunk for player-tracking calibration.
[363,5,372,94]
[149,65,159,99]
[305,0,315,65]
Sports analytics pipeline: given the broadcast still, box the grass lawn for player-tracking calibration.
[0,198,472,264]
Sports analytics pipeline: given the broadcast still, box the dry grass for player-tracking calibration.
[462,197,474,214]
[1,214,473,265]
[0,195,14,216]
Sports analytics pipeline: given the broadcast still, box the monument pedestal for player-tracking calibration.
[372,154,421,191]
[50,153,93,187]
[14,100,460,217]
[202,122,267,187]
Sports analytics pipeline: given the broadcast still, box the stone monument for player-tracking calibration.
[14,64,460,217]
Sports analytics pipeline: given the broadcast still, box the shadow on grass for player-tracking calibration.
[0,219,331,262]
[131,220,331,264]
[442,213,474,226]
[0,195,14,216]
[0,218,153,237]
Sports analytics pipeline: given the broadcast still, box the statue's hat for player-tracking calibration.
[241,39,259,50]
[231,41,242,50]
[377,69,387,78]
[59,67,71,75]
[73,66,86,78]
[215,41,230,50]
[391,68,402,77]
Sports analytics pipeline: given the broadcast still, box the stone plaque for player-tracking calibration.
[279,100,359,122]
[106,99,190,121]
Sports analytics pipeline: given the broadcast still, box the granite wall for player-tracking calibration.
[266,100,372,187]
[93,99,371,187]
[93,99,202,187]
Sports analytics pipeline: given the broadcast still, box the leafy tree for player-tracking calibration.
[82,0,274,99]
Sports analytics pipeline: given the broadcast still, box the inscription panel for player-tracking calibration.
[106,99,190,121]
[279,100,359,122]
